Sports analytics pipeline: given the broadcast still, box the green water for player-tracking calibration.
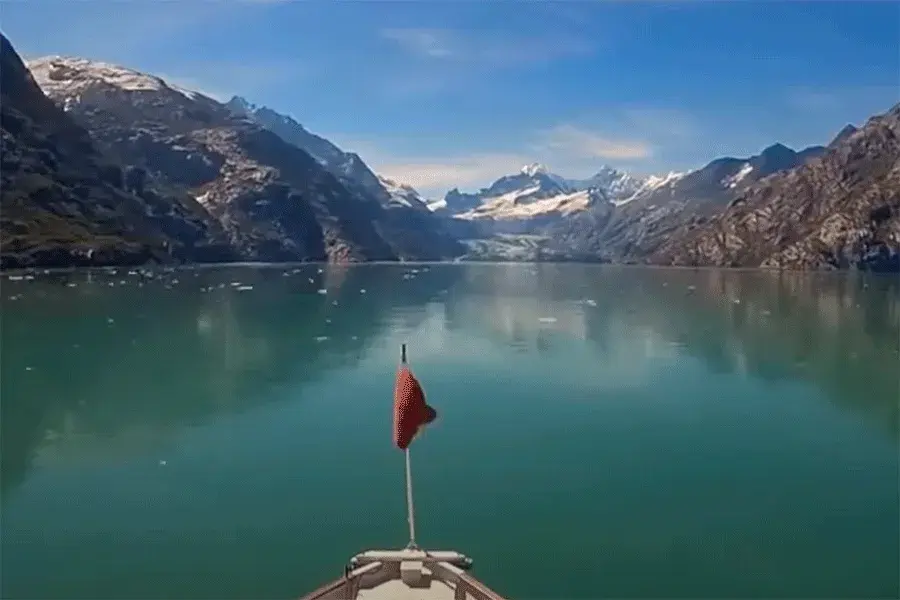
[1,264,898,599]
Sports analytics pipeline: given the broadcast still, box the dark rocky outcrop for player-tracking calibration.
[225,96,463,260]
[651,103,900,271]
[0,33,234,269]
[24,53,403,264]
[562,143,827,262]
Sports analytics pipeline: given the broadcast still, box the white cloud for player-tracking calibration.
[377,153,531,194]
[536,124,652,160]
[380,28,455,59]
[379,27,595,68]
[331,122,655,197]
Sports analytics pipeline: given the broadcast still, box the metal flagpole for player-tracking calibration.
[400,343,419,549]
[405,447,417,549]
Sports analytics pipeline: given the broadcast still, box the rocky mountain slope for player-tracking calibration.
[224,96,462,259]
[432,163,623,240]
[543,142,828,261]
[432,163,652,222]
[23,53,458,264]
[436,144,827,261]
[0,34,234,269]
[650,103,900,271]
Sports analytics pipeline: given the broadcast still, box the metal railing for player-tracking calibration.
[297,550,508,600]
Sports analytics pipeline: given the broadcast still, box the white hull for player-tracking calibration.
[299,548,507,600]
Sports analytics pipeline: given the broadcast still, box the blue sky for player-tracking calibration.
[3,0,898,197]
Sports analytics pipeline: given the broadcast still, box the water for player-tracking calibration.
[2,264,898,599]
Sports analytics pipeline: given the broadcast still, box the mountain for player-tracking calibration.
[651,103,900,271]
[224,96,462,259]
[829,124,859,149]
[546,141,829,261]
[24,55,404,263]
[0,34,237,269]
[433,164,614,231]
[225,96,384,195]
[565,165,645,204]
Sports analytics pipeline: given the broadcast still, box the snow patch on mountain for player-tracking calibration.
[521,163,550,177]
[457,188,599,221]
[377,175,429,209]
[723,163,753,188]
[27,56,204,102]
[617,171,687,205]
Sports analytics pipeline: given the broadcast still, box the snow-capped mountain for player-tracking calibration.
[377,175,430,210]
[24,54,463,262]
[431,164,588,223]
[432,163,659,226]
[565,166,646,204]
[225,96,442,218]
[225,96,385,195]
[27,56,211,104]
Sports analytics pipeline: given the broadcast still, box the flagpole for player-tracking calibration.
[400,343,418,550]
[405,447,417,549]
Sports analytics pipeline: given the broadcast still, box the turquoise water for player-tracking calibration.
[2,264,898,599]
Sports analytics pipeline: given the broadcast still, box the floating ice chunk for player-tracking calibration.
[308,278,315,283]
[317,288,327,295]
[107,318,115,324]
[236,285,253,291]
[360,289,366,294]
[538,317,557,324]
[314,336,329,342]
[67,282,77,287]
[159,460,167,466]
[25,366,33,371]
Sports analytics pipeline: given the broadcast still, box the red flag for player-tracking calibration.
[393,366,437,450]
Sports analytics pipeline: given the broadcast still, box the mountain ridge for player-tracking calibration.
[3,32,894,271]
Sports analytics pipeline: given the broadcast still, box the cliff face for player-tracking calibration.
[224,96,464,260]
[652,104,900,271]
[0,34,232,268]
[26,54,401,263]
[536,144,826,263]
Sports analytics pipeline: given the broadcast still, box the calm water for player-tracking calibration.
[2,264,898,599]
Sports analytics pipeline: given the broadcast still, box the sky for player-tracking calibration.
[3,0,898,197]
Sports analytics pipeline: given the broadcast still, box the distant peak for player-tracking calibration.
[521,163,550,177]
[829,124,859,147]
[227,95,254,109]
[761,142,795,155]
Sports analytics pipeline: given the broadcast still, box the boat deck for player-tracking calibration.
[357,577,457,599]
[299,549,506,600]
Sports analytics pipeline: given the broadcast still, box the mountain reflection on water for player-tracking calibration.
[2,264,896,499]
